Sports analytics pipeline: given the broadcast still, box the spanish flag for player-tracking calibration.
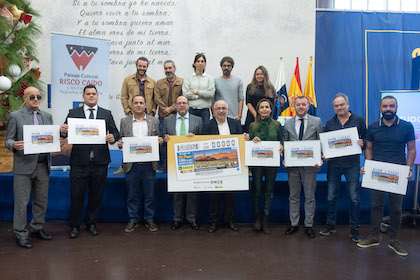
[281,57,303,117]
[304,57,317,116]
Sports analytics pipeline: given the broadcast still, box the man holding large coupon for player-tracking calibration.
[283,96,323,239]
[60,85,119,239]
[319,93,365,242]
[357,96,415,256]
[5,87,53,248]
[117,95,163,233]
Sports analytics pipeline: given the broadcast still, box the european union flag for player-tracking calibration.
[73,101,84,108]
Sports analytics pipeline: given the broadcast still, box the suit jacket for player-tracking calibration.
[63,106,119,166]
[162,113,203,136]
[202,118,242,135]
[5,106,53,175]
[283,114,323,171]
[119,115,160,172]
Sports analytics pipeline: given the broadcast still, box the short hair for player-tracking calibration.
[295,96,308,103]
[163,60,176,68]
[132,95,145,103]
[380,95,398,106]
[332,93,349,103]
[136,57,149,66]
[214,100,229,109]
[83,84,97,94]
[220,56,234,68]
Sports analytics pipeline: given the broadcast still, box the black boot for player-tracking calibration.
[262,215,270,235]
[253,214,262,231]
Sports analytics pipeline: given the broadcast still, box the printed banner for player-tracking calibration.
[51,33,110,126]
[167,135,248,192]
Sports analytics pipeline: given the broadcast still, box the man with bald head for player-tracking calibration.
[162,96,203,230]
[6,87,54,248]
[202,100,243,233]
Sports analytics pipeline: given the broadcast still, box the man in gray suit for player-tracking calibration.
[162,96,203,230]
[283,96,323,238]
[5,87,53,248]
[117,95,163,233]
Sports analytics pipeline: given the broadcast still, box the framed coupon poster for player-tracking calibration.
[67,118,106,144]
[284,140,321,167]
[122,136,159,163]
[362,160,410,195]
[320,127,362,159]
[167,135,249,192]
[23,125,61,154]
[245,141,281,167]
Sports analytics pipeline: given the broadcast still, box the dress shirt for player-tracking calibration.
[175,112,190,136]
[83,104,98,119]
[295,114,308,138]
[132,115,148,137]
[216,118,231,135]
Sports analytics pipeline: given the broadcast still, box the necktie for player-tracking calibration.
[89,108,94,119]
[299,118,304,140]
[180,116,186,135]
[33,111,39,125]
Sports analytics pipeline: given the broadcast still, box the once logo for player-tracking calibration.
[66,44,98,71]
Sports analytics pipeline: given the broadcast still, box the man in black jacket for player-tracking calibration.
[202,100,243,233]
[319,93,365,242]
[60,85,119,238]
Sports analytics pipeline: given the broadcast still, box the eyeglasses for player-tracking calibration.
[176,102,188,105]
[29,95,42,100]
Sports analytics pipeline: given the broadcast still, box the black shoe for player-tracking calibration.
[262,215,270,235]
[190,221,200,230]
[253,214,262,231]
[87,224,99,236]
[69,227,79,239]
[226,221,238,232]
[16,238,32,249]
[208,223,217,233]
[305,227,315,238]
[285,226,299,235]
[171,221,182,230]
[30,230,52,241]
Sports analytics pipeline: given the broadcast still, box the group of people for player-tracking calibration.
[5,55,415,257]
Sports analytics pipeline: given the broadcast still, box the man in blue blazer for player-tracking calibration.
[202,100,242,233]
[6,87,53,248]
[60,85,119,238]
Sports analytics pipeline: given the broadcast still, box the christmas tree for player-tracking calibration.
[0,0,42,124]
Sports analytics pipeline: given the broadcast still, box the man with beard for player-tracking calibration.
[214,57,244,120]
[121,57,156,117]
[116,57,157,175]
[154,60,183,173]
[358,96,415,256]
[319,93,365,242]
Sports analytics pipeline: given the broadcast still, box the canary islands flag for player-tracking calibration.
[304,57,317,116]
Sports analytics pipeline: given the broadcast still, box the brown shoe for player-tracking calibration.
[113,167,125,175]
[145,221,159,232]
[124,222,139,233]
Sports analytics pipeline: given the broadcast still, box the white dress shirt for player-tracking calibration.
[216,118,231,135]
[132,115,148,137]
[83,104,98,119]
[175,112,190,136]
[295,113,308,138]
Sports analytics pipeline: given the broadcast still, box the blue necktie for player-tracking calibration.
[89,108,94,119]
[299,119,304,140]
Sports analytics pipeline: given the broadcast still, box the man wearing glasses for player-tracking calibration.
[162,96,202,230]
[6,87,53,248]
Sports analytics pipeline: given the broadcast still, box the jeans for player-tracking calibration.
[189,108,210,123]
[125,163,156,223]
[326,164,360,229]
[370,190,403,240]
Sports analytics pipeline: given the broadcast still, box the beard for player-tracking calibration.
[382,110,396,120]
[166,72,174,79]
[137,69,146,76]
[223,69,231,76]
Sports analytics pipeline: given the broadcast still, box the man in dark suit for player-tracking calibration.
[60,84,119,238]
[117,95,163,233]
[202,100,242,233]
[162,96,202,230]
[283,96,323,238]
[6,87,53,248]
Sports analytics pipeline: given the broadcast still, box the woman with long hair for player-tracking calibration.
[244,66,276,132]
[182,53,215,123]
[249,99,283,234]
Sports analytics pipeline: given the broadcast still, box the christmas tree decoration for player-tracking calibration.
[0,76,12,91]
[0,0,42,123]
[7,64,21,77]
